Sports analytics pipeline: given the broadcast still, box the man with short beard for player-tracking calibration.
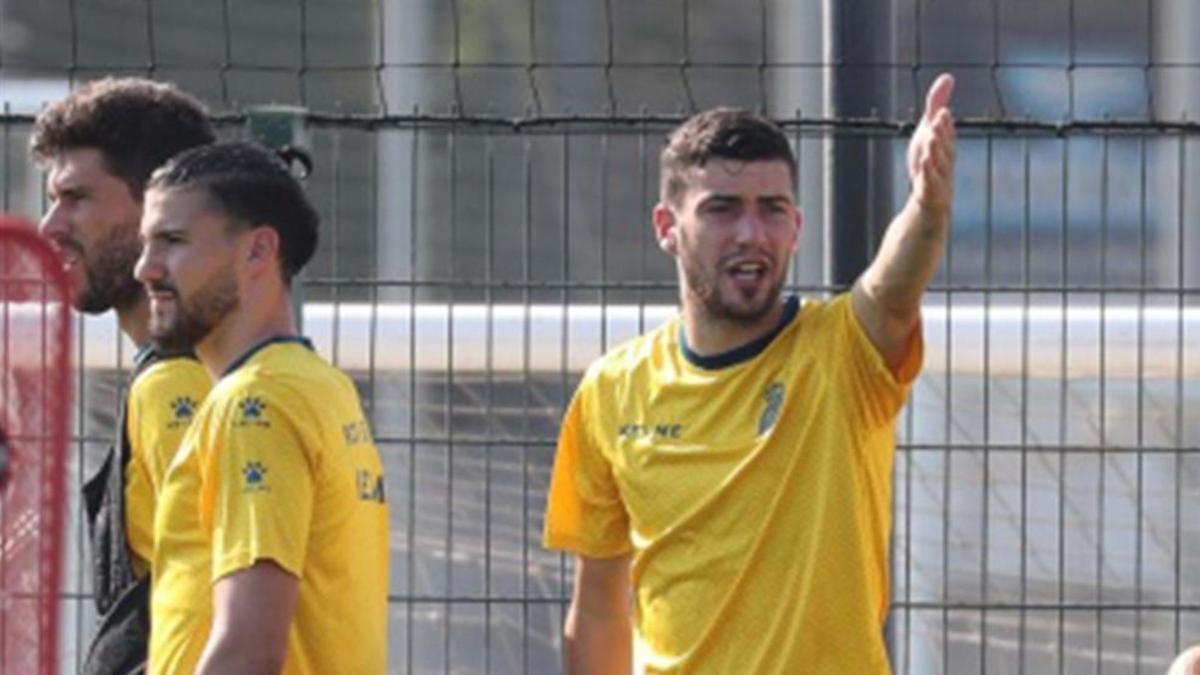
[31,77,215,675]
[134,142,388,674]
[543,74,957,674]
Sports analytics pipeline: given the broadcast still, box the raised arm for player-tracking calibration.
[564,553,632,675]
[852,73,957,372]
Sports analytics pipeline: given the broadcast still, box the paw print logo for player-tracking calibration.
[242,461,268,486]
[170,396,197,421]
[238,396,266,421]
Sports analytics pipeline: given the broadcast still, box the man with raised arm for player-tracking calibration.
[543,75,956,673]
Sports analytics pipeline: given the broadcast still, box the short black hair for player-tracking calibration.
[148,141,319,282]
[31,77,215,199]
[660,108,796,204]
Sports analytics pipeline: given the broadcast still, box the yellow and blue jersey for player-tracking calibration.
[544,293,922,674]
[123,353,210,576]
[150,337,389,675]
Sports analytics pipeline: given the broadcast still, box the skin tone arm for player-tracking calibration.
[564,554,633,675]
[852,73,957,372]
[195,561,300,675]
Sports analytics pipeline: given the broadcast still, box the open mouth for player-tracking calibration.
[728,260,767,283]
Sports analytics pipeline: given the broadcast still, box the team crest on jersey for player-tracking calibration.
[235,396,270,427]
[242,461,270,493]
[167,396,198,428]
[758,382,785,435]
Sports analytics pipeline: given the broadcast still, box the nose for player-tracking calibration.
[38,202,68,242]
[733,211,769,247]
[133,245,161,286]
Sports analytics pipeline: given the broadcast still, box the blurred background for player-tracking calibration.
[1,0,1197,672]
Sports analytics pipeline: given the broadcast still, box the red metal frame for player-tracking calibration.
[0,220,71,675]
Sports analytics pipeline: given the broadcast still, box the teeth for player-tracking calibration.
[732,262,764,276]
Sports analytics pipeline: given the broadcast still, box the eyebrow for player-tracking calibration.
[699,194,742,206]
[47,182,87,198]
[700,193,793,207]
[142,223,187,240]
[759,195,793,207]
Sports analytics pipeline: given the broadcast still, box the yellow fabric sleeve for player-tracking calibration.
[124,357,210,573]
[198,387,315,582]
[542,382,631,558]
[835,293,924,428]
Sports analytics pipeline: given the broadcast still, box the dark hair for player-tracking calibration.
[30,77,216,199]
[148,141,319,282]
[660,108,797,204]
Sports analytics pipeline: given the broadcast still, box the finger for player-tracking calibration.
[924,73,956,123]
[919,158,952,203]
[926,131,955,166]
[931,141,954,177]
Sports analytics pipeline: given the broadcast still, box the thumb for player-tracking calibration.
[923,73,955,123]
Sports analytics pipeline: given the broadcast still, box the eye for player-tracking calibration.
[703,200,736,215]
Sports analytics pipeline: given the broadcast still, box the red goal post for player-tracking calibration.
[0,219,71,675]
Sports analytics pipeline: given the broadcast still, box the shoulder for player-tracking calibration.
[205,345,351,426]
[580,316,677,393]
[130,355,211,404]
[774,293,853,351]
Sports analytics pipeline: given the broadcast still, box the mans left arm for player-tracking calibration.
[195,560,300,675]
[852,73,957,373]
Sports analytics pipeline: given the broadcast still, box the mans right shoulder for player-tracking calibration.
[127,356,210,485]
[542,320,681,560]
[582,315,679,395]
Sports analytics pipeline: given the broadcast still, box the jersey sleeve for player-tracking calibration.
[124,357,211,569]
[198,385,316,582]
[830,292,923,428]
[542,376,631,558]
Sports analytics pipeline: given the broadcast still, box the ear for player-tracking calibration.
[244,225,281,275]
[652,202,678,256]
[792,209,804,254]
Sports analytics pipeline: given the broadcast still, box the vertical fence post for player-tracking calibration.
[824,1,895,288]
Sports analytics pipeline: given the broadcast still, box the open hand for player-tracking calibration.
[907,73,956,217]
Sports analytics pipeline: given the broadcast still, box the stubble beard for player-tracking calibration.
[75,225,144,315]
[682,256,785,326]
[149,269,240,352]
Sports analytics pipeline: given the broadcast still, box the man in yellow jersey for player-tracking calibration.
[134,141,389,674]
[543,74,957,674]
[31,78,215,675]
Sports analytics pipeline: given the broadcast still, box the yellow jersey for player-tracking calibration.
[149,337,389,675]
[544,293,922,674]
[124,353,210,576]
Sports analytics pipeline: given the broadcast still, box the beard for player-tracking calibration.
[148,267,240,352]
[74,225,144,315]
[681,253,786,325]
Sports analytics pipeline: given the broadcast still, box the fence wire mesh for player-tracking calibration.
[1,1,1198,673]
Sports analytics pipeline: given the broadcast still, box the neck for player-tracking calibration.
[116,295,151,348]
[679,292,786,358]
[196,290,296,379]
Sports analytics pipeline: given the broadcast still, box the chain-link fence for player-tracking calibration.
[1,1,1198,673]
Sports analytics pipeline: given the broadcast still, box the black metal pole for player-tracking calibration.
[827,1,895,287]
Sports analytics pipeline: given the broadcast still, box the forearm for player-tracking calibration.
[860,195,949,320]
[564,602,633,675]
